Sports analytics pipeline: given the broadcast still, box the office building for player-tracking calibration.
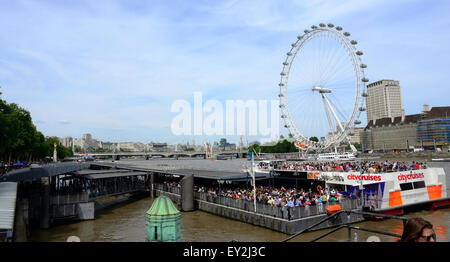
[366,80,404,124]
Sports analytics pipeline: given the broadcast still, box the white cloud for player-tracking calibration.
[57,120,72,125]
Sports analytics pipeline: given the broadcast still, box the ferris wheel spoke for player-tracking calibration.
[325,79,355,94]
[323,65,352,90]
[322,52,353,88]
[324,64,354,89]
[321,33,341,84]
[323,41,353,80]
[319,40,344,82]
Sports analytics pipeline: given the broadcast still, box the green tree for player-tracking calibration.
[0,89,72,162]
[248,144,260,153]
[73,145,82,153]
[345,143,361,151]
[309,136,319,142]
[95,148,112,153]
[250,140,298,153]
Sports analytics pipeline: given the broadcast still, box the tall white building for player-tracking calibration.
[73,133,102,151]
[58,137,73,148]
[366,80,404,124]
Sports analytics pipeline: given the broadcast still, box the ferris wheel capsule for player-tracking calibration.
[354,120,362,125]
[356,51,363,56]
[362,77,369,82]
[287,52,293,56]
[319,23,326,27]
[362,92,368,97]
[279,83,285,87]
[311,25,318,29]
[350,40,358,45]
[283,62,289,66]
[291,43,297,47]
[280,72,286,76]
[327,24,334,28]
[336,26,343,31]
[297,35,303,40]
[304,29,310,34]
[360,64,367,68]
[344,32,351,37]
[359,107,366,112]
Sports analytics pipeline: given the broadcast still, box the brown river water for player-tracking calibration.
[29,159,450,242]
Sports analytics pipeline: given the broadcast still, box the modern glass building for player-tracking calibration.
[417,117,450,148]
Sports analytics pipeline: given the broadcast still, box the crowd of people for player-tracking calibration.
[192,183,342,209]
[270,160,427,174]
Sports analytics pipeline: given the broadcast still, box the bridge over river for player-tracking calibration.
[73,150,249,159]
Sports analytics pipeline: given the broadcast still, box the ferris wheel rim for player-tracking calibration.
[279,25,368,149]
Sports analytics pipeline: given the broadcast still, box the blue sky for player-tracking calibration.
[1,0,449,144]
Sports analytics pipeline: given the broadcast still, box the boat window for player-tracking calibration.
[400,183,413,191]
[413,181,426,189]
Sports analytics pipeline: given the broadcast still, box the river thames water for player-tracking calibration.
[29,158,450,242]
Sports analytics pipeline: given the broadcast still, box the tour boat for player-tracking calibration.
[314,167,449,215]
[246,159,285,175]
[317,152,356,161]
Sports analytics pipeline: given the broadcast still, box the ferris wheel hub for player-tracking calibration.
[312,86,331,93]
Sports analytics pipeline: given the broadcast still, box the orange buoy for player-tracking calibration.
[326,204,342,215]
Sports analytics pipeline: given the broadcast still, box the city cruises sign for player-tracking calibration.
[397,172,425,183]
[316,170,429,185]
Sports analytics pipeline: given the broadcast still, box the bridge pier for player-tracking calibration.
[150,172,155,198]
[181,174,194,212]
[39,183,50,229]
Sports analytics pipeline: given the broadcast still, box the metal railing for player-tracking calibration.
[197,192,362,219]
[87,181,146,199]
[154,183,181,195]
[282,210,409,242]
[154,183,363,220]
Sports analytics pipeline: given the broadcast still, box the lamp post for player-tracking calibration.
[360,174,364,209]
[249,152,257,213]
[252,156,257,213]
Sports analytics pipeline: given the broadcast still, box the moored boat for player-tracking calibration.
[317,167,448,215]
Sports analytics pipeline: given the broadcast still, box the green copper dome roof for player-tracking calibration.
[146,196,180,217]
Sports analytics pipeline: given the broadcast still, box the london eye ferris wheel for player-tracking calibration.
[278,23,369,150]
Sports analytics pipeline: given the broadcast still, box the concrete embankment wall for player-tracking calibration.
[154,189,364,235]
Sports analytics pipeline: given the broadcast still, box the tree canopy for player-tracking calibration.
[309,136,319,142]
[248,140,298,153]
